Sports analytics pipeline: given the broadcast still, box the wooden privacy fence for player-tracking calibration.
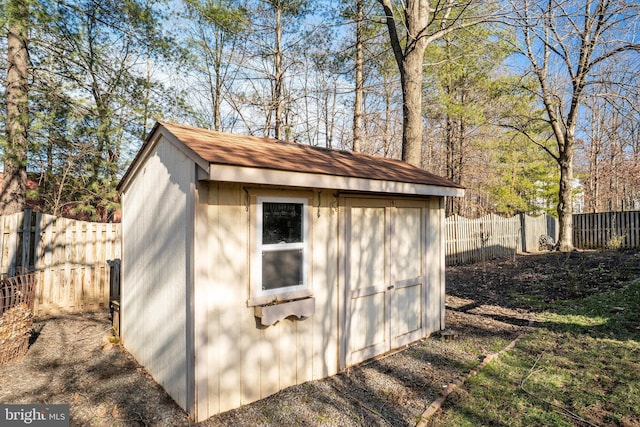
[0,210,121,315]
[446,210,640,265]
[445,213,558,265]
[574,210,640,249]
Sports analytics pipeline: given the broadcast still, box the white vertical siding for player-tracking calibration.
[193,181,211,422]
[121,136,194,411]
[309,190,339,380]
[193,184,340,420]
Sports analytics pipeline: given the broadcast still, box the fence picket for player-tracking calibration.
[41,214,54,313]
[6,213,20,277]
[0,215,6,274]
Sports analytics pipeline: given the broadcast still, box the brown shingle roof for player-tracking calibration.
[158,122,463,190]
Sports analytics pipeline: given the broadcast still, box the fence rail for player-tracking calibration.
[0,210,121,315]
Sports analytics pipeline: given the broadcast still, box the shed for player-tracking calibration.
[117,121,465,421]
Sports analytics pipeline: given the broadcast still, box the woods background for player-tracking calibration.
[0,0,639,243]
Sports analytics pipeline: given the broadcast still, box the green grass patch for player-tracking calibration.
[428,280,640,427]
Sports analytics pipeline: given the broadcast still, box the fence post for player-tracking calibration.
[519,213,526,252]
[547,213,558,243]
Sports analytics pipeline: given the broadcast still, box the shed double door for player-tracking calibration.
[340,198,428,368]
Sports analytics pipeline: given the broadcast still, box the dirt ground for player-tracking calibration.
[447,249,640,309]
[1,249,638,426]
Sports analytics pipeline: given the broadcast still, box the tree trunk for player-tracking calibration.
[588,136,600,213]
[401,48,425,167]
[556,151,574,251]
[383,80,392,157]
[1,0,29,215]
[352,0,364,152]
[378,0,429,168]
[445,114,455,215]
[214,53,222,131]
[274,6,284,139]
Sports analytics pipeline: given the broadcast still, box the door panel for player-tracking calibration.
[393,207,422,279]
[344,200,390,366]
[394,283,422,331]
[391,203,426,347]
[349,207,386,290]
[350,291,387,352]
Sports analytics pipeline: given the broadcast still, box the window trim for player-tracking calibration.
[251,196,311,304]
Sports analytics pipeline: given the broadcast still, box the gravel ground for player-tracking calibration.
[6,251,628,426]
[0,305,526,426]
[0,313,190,426]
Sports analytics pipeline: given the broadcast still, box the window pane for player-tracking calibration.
[262,202,303,244]
[262,249,303,290]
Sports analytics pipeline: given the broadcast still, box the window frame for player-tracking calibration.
[251,195,310,303]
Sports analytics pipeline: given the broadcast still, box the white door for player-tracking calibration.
[390,201,427,348]
[341,198,427,368]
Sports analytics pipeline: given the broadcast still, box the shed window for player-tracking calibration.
[256,197,308,297]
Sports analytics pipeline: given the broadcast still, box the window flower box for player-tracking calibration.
[254,297,315,326]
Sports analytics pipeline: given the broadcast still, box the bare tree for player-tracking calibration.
[295,29,343,148]
[183,0,246,131]
[376,0,493,167]
[224,0,311,139]
[509,0,640,251]
[580,76,640,213]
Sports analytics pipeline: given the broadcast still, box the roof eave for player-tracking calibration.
[207,163,465,197]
